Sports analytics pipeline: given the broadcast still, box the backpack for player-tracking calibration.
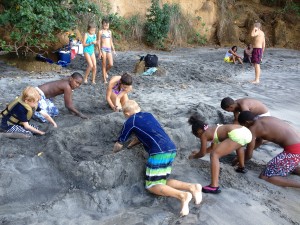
[144,54,158,68]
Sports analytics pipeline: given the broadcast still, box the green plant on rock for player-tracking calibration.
[145,0,171,48]
[0,0,102,55]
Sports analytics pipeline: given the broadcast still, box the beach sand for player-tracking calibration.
[0,47,299,225]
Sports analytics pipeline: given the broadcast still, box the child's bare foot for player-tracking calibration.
[250,80,260,84]
[190,184,202,205]
[83,80,88,84]
[92,81,96,85]
[180,192,192,217]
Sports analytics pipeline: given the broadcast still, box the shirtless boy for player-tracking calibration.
[113,100,202,216]
[221,97,270,124]
[251,22,265,84]
[34,72,88,121]
[238,111,300,188]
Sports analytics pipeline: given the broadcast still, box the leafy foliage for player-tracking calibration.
[261,0,300,16]
[145,0,171,48]
[0,0,101,55]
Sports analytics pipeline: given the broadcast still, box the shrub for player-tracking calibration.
[0,0,102,55]
[145,0,171,48]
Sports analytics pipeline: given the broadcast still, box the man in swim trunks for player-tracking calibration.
[113,100,202,216]
[238,111,300,188]
[33,72,88,121]
[221,97,270,124]
[251,22,265,84]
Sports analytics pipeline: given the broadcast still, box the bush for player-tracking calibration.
[0,0,102,55]
[145,0,171,48]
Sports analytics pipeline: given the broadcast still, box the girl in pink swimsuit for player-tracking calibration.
[106,73,133,112]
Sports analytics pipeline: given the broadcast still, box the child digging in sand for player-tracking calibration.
[238,111,300,188]
[106,73,133,112]
[220,97,270,124]
[113,100,202,216]
[188,113,252,194]
[0,86,57,138]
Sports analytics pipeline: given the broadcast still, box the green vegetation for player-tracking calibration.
[0,0,208,55]
[261,0,300,16]
[0,0,101,55]
[145,0,171,49]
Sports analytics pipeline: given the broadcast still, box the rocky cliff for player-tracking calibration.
[107,0,300,49]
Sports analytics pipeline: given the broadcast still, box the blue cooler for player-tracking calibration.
[59,50,71,63]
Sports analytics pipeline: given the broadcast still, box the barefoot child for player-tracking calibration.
[83,24,97,84]
[33,72,88,120]
[238,111,300,188]
[106,73,133,112]
[0,86,57,138]
[250,22,265,84]
[113,100,202,216]
[224,46,243,64]
[98,19,116,83]
[221,97,270,124]
[188,113,252,194]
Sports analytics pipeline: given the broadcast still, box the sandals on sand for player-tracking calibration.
[202,185,221,194]
[235,167,248,174]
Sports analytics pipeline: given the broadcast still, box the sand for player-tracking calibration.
[0,47,299,225]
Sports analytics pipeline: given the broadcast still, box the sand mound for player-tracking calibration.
[0,47,300,224]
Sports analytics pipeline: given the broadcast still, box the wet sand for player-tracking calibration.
[0,47,299,225]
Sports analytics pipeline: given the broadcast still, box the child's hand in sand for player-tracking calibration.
[188,150,198,159]
[113,142,123,153]
[79,113,89,119]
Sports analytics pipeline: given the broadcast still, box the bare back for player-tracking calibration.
[236,98,268,115]
[38,78,71,99]
[251,117,300,147]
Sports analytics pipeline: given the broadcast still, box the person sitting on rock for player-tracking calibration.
[33,72,88,122]
[0,86,57,138]
[113,100,202,216]
[224,46,243,64]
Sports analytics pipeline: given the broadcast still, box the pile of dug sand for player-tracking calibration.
[0,48,299,225]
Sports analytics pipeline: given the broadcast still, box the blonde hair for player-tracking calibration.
[123,100,140,114]
[21,86,40,102]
